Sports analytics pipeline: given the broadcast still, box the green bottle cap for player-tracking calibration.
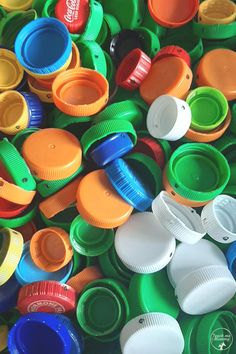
[136,27,160,58]
[11,128,39,152]
[70,215,114,256]
[213,134,236,163]
[179,315,202,354]
[166,143,230,202]
[32,0,45,17]
[40,206,78,232]
[186,87,228,131]
[128,270,179,320]
[77,287,123,336]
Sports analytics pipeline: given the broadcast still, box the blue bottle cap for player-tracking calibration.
[105,158,154,211]
[15,242,73,285]
[20,92,44,128]
[53,315,84,354]
[15,18,72,75]
[90,133,134,167]
[8,313,71,354]
[226,241,236,278]
[0,275,21,313]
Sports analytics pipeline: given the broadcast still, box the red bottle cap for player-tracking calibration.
[133,137,165,169]
[152,46,191,67]
[55,0,90,34]
[115,49,152,90]
[17,281,77,314]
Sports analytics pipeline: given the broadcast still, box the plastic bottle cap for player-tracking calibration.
[20,92,44,129]
[70,215,114,256]
[89,133,134,167]
[167,239,228,288]
[148,0,199,28]
[67,266,103,294]
[0,321,8,353]
[1,0,33,11]
[152,45,191,67]
[196,49,236,101]
[52,68,109,116]
[27,75,53,103]
[198,0,236,25]
[128,270,179,319]
[201,195,236,244]
[115,49,151,90]
[185,107,231,142]
[77,287,123,337]
[8,313,72,354]
[0,91,29,135]
[76,169,133,229]
[146,95,191,141]
[186,87,228,131]
[105,158,154,212]
[0,49,24,91]
[166,143,230,202]
[55,0,90,34]
[152,191,206,244]
[175,265,236,315]
[226,241,236,277]
[39,176,82,219]
[15,18,72,76]
[120,313,184,354]
[140,57,193,105]
[15,242,73,286]
[30,227,73,272]
[22,128,82,180]
[0,228,24,286]
[110,29,144,64]
[115,212,176,274]
[17,281,76,314]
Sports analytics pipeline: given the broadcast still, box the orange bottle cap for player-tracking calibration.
[52,68,109,116]
[30,227,73,272]
[148,0,199,28]
[22,128,82,181]
[28,76,53,103]
[196,49,236,101]
[0,178,36,205]
[140,57,192,105]
[39,175,83,219]
[76,170,133,229]
[67,266,103,294]
[185,107,231,142]
[163,168,208,207]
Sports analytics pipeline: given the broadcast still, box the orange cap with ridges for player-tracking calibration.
[22,128,82,181]
[140,57,192,105]
[76,170,133,229]
[52,68,109,116]
[30,227,73,272]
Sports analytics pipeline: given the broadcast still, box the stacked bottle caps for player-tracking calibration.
[0,1,236,353]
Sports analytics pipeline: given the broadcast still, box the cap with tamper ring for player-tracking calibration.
[0,49,24,92]
[226,241,236,278]
[152,191,206,244]
[201,195,236,244]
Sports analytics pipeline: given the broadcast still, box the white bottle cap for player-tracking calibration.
[201,194,236,243]
[146,95,191,141]
[115,212,176,274]
[120,312,184,354]
[175,265,236,315]
[167,239,228,287]
[152,191,206,244]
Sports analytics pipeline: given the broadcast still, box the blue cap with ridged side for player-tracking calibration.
[226,241,236,278]
[105,158,154,211]
[15,18,72,75]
